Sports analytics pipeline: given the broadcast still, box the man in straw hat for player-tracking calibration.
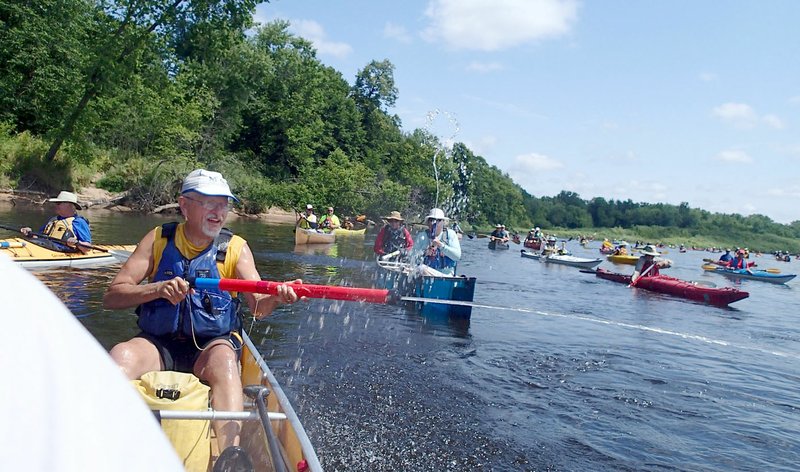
[410,208,461,276]
[104,169,301,456]
[631,244,673,283]
[374,210,413,258]
[20,190,92,253]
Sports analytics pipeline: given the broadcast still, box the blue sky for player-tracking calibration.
[255,1,800,224]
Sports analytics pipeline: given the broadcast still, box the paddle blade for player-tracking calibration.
[765,268,781,274]
[701,264,718,271]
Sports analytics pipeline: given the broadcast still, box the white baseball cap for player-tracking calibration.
[181,169,238,201]
[306,204,314,210]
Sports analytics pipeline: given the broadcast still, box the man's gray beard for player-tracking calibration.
[201,221,222,239]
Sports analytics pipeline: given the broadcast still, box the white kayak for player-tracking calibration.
[295,228,336,245]
[520,250,602,269]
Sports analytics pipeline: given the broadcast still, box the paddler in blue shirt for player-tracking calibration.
[20,190,92,253]
[411,208,461,276]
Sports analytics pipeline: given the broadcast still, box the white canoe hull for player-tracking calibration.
[295,228,336,245]
[521,250,602,269]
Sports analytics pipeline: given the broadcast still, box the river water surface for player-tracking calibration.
[4,206,799,471]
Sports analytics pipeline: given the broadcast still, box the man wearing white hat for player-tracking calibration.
[297,203,318,229]
[20,190,92,253]
[104,169,301,456]
[631,244,673,283]
[410,208,461,276]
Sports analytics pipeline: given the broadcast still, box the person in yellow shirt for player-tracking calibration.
[103,169,301,456]
[318,206,341,231]
[297,204,318,229]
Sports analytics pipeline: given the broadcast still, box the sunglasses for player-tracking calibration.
[183,196,231,212]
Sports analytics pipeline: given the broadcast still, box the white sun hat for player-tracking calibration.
[640,245,660,256]
[47,191,82,210]
[181,169,238,201]
[425,208,448,220]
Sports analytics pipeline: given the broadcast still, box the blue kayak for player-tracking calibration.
[712,267,796,284]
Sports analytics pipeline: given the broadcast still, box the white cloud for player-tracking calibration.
[766,185,800,198]
[466,61,504,73]
[422,0,578,51]
[512,152,564,172]
[463,135,498,156]
[712,102,758,128]
[290,19,353,58]
[712,102,785,130]
[714,149,753,163]
[384,22,412,43]
[762,114,785,129]
[699,72,717,82]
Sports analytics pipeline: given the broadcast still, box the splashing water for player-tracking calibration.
[425,109,459,207]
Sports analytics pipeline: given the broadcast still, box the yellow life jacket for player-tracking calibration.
[42,216,78,241]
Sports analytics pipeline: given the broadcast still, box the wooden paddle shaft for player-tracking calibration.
[192,278,393,304]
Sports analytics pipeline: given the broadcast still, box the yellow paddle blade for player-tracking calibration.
[765,268,781,274]
[701,264,718,271]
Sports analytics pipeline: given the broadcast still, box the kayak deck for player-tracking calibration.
[595,269,749,306]
[711,267,796,284]
[520,250,602,269]
[0,237,136,269]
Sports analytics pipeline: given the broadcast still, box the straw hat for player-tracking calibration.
[384,211,404,221]
[47,191,82,210]
[640,245,660,256]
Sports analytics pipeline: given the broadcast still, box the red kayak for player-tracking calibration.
[595,269,749,307]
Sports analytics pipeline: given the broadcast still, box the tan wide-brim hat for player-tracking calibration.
[47,191,82,210]
[384,211,404,221]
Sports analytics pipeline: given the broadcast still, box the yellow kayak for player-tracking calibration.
[606,254,639,265]
[332,227,366,236]
[0,237,136,269]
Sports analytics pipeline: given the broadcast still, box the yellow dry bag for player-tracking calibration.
[133,371,211,471]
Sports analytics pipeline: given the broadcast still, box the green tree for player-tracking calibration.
[44,0,259,161]
[0,0,94,135]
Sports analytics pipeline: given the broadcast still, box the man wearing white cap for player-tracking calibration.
[410,208,461,276]
[104,169,301,455]
[297,204,318,229]
[20,190,92,253]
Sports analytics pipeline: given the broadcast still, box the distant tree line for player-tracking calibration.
[0,0,797,246]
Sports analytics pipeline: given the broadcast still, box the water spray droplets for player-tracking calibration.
[424,109,472,221]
